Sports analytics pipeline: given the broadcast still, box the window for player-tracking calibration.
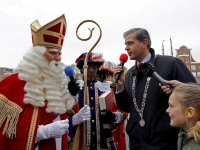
[185,58,189,63]
[191,65,196,70]
[191,72,196,77]
[197,72,200,77]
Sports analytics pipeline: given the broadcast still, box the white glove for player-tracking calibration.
[113,111,124,123]
[36,119,69,142]
[72,105,91,126]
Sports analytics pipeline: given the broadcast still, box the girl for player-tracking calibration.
[166,84,200,150]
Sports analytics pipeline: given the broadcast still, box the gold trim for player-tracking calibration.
[95,86,101,150]
[0,94,22,111]
[31,15,66,33]
[84,86,102,149]
[0,94,23,139]
[26,106,39,150]
[31,14,66,49]
[106,137,115,150]
[86,87,91,149]
[100,137,115,150]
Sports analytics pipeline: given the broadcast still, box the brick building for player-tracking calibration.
[176,45,200,82]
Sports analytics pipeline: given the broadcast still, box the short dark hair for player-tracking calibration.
[123,28,151,49]
[96,70,107,81]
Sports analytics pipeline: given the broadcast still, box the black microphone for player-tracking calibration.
[141,62,173,91]
[68,75,75,82]
[115,54,128,83]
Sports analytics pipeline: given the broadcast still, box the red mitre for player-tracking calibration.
[31,14,67,49]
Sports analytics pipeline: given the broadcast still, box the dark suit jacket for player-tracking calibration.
[115,48,197,150]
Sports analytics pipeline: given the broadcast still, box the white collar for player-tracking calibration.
[76,80,111,92]
[137,52,151,66]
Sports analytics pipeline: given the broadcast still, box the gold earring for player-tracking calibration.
[188,112,191,115]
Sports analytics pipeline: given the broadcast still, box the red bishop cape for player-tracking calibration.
[0,74,68,150]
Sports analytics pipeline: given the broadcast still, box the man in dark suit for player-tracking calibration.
[114,28,196,150]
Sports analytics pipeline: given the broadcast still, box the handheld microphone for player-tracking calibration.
[64,66,80,96]
[115,53,128,83]
[64,66,75,81]
[141,62,173,91]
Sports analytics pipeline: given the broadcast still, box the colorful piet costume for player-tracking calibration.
[0,14,75,150]
[96,67,114,83]
[96,67,128,150]
[68,53,124,150]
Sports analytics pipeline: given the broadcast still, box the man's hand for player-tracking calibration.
[68,79,80,96]
[114,64,125,91]
[159,80,184,95]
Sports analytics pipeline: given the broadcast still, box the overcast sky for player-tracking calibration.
[0,0,200,69]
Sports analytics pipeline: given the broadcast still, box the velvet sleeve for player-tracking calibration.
[115,88,130,113]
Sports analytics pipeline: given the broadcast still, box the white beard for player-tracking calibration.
[14,46,75,114]
[49,60,64,74]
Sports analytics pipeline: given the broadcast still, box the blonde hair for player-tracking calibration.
[173,84,200,143]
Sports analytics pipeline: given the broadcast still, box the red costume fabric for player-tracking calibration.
[112,122,127,150]
[110,88,128,150]
[0,74,68,150]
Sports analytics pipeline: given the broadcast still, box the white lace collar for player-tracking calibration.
[76,80,111,92]
[95,81,111,92]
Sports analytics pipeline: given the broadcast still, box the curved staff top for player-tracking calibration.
[76,20,102,150]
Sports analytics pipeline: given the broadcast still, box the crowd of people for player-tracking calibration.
[0,14,200,150]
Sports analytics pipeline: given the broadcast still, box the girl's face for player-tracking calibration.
[166,92,187,129]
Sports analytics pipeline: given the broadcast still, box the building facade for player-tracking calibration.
[0,67,13,82]
[176,45,200,82]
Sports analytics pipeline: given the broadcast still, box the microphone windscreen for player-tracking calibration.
[64,66,74,77]
[119,53,128,62]
[141,63,149,70]
[141,62,155,77]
